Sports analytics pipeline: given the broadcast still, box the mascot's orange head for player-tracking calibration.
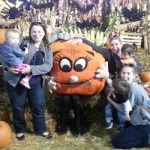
[50,39,106,95]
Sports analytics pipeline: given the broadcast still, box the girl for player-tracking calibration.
[111,65,150,149]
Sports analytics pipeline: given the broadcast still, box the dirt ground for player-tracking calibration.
[0,48,150,150]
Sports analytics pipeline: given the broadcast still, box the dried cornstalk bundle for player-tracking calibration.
[15,21,30,36]
[15,6,62,37]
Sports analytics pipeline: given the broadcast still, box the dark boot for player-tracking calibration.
[56,95,70,135]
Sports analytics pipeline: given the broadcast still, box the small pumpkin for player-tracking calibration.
[0,29,7,44]
[0,121,12,149]
[139,71,150,82]
[50,39,106,96]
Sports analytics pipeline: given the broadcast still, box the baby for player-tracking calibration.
[1,29,31,89]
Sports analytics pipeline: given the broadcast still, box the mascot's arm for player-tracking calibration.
[82,38,110,60]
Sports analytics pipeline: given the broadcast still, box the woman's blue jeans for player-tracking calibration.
[112,125,150,148]
[5,82,47,134]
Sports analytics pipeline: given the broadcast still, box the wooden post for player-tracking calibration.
[148,0,150,14]
[148,33,150,53]
[144,35,148,50]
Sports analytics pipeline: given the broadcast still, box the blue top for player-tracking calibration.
[1,42,25,67]
[129,82,150,125]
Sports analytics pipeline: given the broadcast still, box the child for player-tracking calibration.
[1,29,31,89]
[120,43,141,84]
[105,78,132,129]
[120,43,137,66]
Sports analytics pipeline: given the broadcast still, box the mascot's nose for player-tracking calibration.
[69,76,79,83]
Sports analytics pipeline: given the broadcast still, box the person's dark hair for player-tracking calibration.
[112,79,130,95]
[29,22,49,46]
[120,64,137,74]
[121,43,136,55]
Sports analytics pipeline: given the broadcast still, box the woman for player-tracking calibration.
[1,22,53,140]
[110,65,150,148]
[82,35,142,78]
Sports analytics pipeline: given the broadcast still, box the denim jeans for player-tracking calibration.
[5,81,47,134]
[112,125,150,148]
[104,103,125,127]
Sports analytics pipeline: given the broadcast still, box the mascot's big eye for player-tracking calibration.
[59,58,72,72]
[74,58,87,72]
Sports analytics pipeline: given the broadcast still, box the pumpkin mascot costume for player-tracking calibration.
[49,38,107,136]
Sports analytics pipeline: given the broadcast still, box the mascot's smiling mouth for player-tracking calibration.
[55,78,93,87]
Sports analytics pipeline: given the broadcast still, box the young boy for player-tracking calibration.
[120,43,141,84]
[105,78,132,129]
[1,29,31,89]
[120,44,137,66]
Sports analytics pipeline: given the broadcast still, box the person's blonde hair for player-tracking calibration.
[5,29,20,41]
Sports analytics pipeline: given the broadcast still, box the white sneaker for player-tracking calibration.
[106,122,113,129]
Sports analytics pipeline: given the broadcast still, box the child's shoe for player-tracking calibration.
[20,78,31,89]
[106,121,113,129]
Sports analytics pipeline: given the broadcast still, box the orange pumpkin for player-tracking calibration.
[0,121,12,149]
[50,39,105,96]
[0,29,7,44]
[139,71,150,82]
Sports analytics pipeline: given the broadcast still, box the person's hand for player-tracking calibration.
[125,113,131,121]
[94,61,109,79]
[47,76,57,93]
[67,38,83,45]
[7,67,19,74]
[20,64,31,74]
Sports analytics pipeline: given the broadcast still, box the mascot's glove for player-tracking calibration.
[47,76,57,93]
[94,61,109,79]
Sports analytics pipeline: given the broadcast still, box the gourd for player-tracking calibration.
[139,71,150,82]
[0,121,12,149]
[0,29,7,44]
